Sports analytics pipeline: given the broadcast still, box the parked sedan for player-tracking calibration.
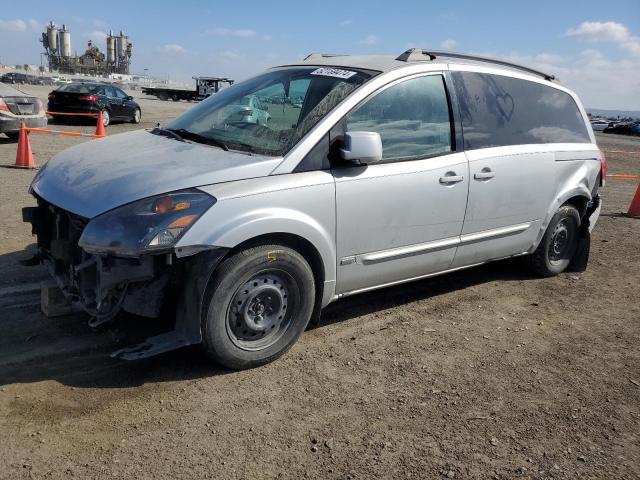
[590,120,612,132]
[217,94,271,127]
[0,82,47,140]
[48,82,141,127]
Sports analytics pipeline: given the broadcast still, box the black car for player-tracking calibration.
[47,82,141,127]
[603,121,640,136]
[1,73,29,84]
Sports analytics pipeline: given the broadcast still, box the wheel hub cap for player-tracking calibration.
[227,273,289,349]
[549,220,570,262]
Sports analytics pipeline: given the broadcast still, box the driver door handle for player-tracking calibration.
[439,174,464,185]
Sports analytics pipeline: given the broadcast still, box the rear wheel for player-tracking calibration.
[527,204,580,276]
[202,244,315,370]
[171,93,180,102]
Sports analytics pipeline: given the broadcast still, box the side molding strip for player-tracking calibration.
[352,222,532,266]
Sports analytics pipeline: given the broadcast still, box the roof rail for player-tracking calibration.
[395,48,556,81]
[303,53,347,61]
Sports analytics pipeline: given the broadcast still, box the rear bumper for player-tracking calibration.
[0,114,47,133]
[587,194,601,233]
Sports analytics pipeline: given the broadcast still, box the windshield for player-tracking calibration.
[166,66,376,156]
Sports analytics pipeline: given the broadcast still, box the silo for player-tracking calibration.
[59,24,71,57]
[46,22,58,51]
[106,33,116,63]
[116,31,128,59]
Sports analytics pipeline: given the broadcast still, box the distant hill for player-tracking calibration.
[587,108,640,120]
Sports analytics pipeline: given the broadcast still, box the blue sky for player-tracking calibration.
[1,0,639,109]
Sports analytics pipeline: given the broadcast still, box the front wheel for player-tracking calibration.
[131,108,141,124]
[527,204,581,276]
[202,244,315,370]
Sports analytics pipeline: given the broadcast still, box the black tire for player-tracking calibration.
[4,131,19,141]
[527,204,581,277]
[171,93,180,102]
[202,244,315,370]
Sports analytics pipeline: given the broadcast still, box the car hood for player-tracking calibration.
[32,129,282,218]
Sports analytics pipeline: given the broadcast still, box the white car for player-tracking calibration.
[591,121,611,132]
[24,49,604,369]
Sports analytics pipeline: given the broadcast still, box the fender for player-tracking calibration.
[177,174,337,305]
[530,183,592,253]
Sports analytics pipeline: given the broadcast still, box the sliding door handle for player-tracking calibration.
[474,169,496,180]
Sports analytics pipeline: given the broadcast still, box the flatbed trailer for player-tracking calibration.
[142,76,234,101]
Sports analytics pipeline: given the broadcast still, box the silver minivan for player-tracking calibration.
[23,49,604,369]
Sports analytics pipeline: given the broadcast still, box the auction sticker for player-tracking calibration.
[310,67,357,79]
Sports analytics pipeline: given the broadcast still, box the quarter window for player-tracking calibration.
[452,71,591,149]
[114,88,128,99]
[346,75,452,161]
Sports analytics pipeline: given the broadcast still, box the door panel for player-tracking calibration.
[451,146,554,267]
[334,152,469,293]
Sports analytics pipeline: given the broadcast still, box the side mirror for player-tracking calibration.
[126,95,133,101]
[340,131,383,164]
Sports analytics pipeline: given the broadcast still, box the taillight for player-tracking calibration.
[0,98,8,112]
[79,95,97,102]
[48,92,55,100]
[599,149,607,187]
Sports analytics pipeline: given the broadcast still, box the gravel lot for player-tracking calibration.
[0,85,638,479]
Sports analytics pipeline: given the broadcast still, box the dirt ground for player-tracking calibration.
[0,85,638,479]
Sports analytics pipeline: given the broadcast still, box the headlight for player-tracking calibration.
[79,189,216,256]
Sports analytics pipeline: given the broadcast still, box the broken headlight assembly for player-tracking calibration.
[79,189,216,256]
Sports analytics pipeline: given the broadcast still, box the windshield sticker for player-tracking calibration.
[310,68,357,79]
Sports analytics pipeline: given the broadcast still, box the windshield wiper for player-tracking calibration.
[151,126,186,142]
[167,128,229,151]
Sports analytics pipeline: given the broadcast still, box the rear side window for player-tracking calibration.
[346,75,452,161]
[452,72,590,149]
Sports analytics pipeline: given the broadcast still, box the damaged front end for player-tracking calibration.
[22,190,226,359]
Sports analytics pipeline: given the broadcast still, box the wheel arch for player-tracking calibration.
[530,186,592,253]
[224,232,327,321]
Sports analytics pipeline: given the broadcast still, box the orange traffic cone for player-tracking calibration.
[627,183,640,218]
[94,110,106,137]
[13,122,36,169]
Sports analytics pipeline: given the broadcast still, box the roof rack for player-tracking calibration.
[395,48,556,81]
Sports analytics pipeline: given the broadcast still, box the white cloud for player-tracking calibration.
[339,20,353,27]
[484,49,640,110]
[440,39,457,50]
[158,44,188,54]
[566,21,640,56]
[208,51,246,62]
[206,27,258,38]
[92,19,109,29]
[0,18,40,32]
[83,30,108,42]
[359,34,378,45]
